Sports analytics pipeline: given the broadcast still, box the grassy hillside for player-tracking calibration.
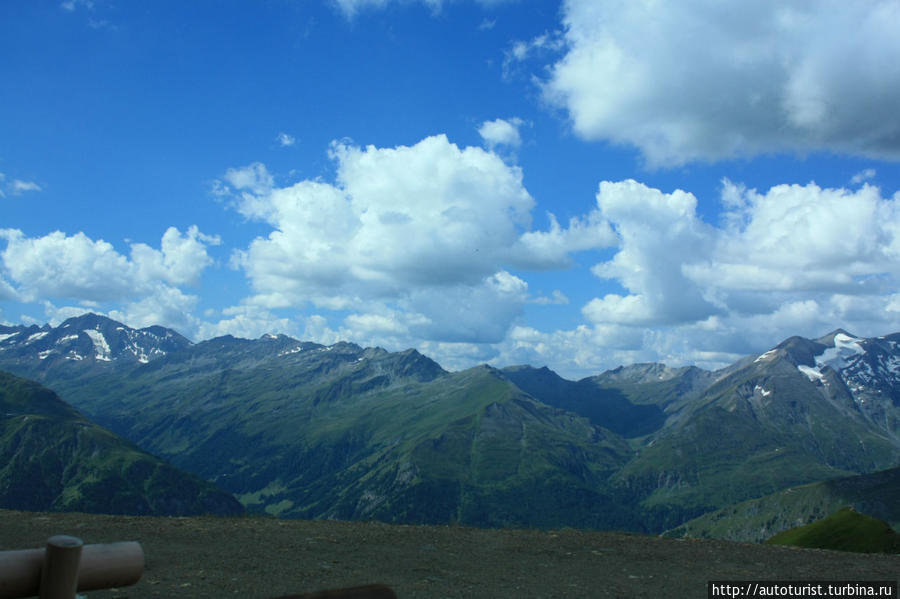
[667,466,900,543]
[0,371,243,516]
[766,507,900,554]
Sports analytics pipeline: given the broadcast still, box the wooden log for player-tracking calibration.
[0,539,143,599]
[39,536,82,599]
[269,584,398,599]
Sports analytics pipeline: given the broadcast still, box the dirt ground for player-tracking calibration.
[2,509,897,599]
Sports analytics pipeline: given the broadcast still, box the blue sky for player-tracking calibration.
[2,0,900,378]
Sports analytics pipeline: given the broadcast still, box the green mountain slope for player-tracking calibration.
[766,507,900,554]
[611,337,900,528]
[0,370,244,516]
[667,466,900,542]
[7,333,638,528]
[500,365,667,437]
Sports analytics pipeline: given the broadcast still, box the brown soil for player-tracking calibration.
[2,509,897,599]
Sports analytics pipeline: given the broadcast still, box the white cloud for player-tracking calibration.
[224,162,273,196]
[543,0,900,166]
[107,287,201,335]
[60,0,93,12]
[1,229,137,302]
[195,305,300,341]
[504,177,900,379]
[529,289,568,306]
[688,181,900,294]
[10,180,41,194]
[227,133,611,350]
[332,0,515,19]
[130,226,221,287]
[0,226,219,337]
[503,31,565,79]
[583,180,718,326]
[277,132,296,147]
[0,174,42,198]
[851,168,877,185]
[0,226,219,302]
[478,117,523,150]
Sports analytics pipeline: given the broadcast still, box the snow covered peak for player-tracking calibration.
[0,313,192,365]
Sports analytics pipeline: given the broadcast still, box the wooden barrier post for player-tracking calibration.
[39,536,82,599]
[0,538,143,599]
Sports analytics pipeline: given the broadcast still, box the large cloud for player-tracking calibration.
[224,134,612,347]
[0,226,219,336]
[542,0,900,166]
[499,178,900,379]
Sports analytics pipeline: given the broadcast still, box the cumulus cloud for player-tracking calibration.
[225,133,611,350]
[543,0,900,166]
[583,180,719,326]
[195,304,300,341]
[0,226,219,302]
[0,226,219,338]
[478,117,524,150]
[497,178,900,379]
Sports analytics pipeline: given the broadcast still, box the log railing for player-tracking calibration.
[0,536,396,599]
[0,536,144,599]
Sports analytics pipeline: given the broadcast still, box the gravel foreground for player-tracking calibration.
[2,509,897,599]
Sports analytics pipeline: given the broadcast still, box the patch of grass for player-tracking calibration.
[766,507,900,554]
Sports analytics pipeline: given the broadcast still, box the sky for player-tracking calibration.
[2,0,900,379]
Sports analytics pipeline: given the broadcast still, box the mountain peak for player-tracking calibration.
[0,313,191,365]
[815,329,857,346]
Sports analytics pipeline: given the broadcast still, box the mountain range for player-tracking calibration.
[1,313,898,534]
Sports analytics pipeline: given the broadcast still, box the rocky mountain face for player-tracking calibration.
[0,312,191,374]
[609,330,900,528]
[1,315,899,535]
[0,370,244,516]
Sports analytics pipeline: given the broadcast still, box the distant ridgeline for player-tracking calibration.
[1,313,900,537]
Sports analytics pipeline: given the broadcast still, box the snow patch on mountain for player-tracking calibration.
[753,385,772,397]
[817,333,865,371]
[278,346,305,357]
[795,333,866,383]
[798,365,825,382]
[754,349,777,363]
[26,331,48,344]
[83,329,112,361]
